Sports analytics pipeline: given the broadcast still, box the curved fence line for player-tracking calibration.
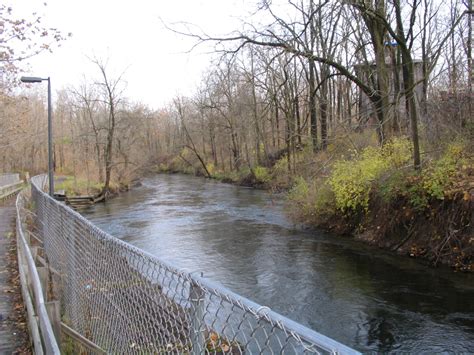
[26,174,359,354]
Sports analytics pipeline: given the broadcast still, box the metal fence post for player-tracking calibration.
[190,281,205,355]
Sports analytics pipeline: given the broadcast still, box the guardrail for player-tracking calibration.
[19,174,360,354]
[0,173,20,186]
[16,191,60,354]
[0,173,23,200]
[1,181,24,200]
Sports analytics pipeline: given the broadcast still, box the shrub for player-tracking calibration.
[287,177,336,222]
[237,167,251,180]
[380,140,469,210]
[253,166,271,184]
[313,182,337,216]
[270,155,291,188]
[381,137,412,168]
[421,141,468,200]
[328,137,413,213]
[328,146,388,212]
[206,162,215,176]
[287,177,309,205]
[212,170,240,183]
[272,155,288,176]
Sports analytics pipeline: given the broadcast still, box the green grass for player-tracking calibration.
[55,176,103,196]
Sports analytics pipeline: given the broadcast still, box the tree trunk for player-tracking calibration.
[309,58,318,151]
[373,39,391,144]
[320,66,330,150]
[394,0,421,169]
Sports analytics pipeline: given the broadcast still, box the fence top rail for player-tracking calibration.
[30,174,360,355]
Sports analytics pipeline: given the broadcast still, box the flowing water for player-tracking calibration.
[82,174,474,353]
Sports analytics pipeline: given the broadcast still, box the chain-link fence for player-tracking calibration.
[30,175,359,354]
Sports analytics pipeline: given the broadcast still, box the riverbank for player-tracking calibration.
[289,185,473,271]
[286,138,473,272]
[54,175,135,204]
[151,136,473,272]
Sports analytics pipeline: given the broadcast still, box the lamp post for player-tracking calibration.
[20,76,54,197]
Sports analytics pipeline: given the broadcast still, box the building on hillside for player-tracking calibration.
[353,48,425,132]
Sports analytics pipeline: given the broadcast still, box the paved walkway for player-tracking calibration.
[0,198,30,353]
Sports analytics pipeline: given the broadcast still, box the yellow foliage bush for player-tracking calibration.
[421,141,469,200]
[271,155,290,188]
[328,137,412,212]
[206,162,215,176]
[377,139,470,209]
[287,177,309,206]
[287,176,336,222]
[381,137,413,168]
[253,166,271,183]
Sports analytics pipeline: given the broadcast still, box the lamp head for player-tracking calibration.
[20,76,44,83]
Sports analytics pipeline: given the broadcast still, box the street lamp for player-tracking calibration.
[21,76,54,197]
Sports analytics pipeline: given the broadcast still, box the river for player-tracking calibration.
[81,174,474,353]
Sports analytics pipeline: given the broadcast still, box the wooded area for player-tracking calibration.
[0,0,472,195]
[0,0,472,270]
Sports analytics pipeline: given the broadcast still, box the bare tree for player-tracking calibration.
[0,4,69,89]
[173,96,212,178]
[90,58,126,197]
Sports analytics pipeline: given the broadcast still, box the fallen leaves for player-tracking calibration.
[3,227,31,354]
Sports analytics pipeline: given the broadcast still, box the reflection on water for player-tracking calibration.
[82,174,474,353]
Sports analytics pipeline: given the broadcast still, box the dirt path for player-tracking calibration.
[0,198,30,354]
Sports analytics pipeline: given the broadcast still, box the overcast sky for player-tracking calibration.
[12,0,253,109]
